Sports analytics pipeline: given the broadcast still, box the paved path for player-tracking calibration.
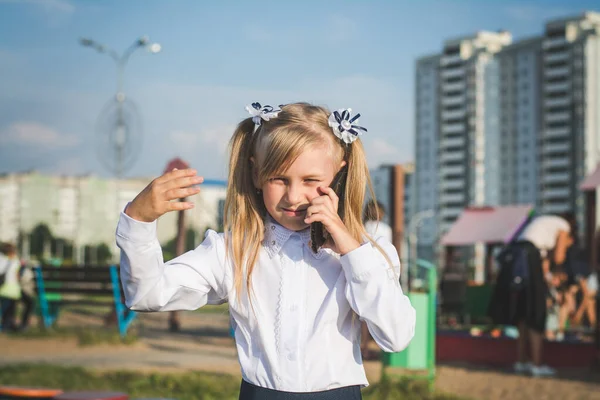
[1,309,599,399]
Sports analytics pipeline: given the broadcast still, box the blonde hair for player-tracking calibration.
[224,102,385,302]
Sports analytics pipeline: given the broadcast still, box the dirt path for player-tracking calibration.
[1,310,599,399]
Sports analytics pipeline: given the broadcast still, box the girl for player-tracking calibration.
[116,102,416,399]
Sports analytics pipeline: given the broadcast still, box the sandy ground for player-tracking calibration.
[1,309,599,400]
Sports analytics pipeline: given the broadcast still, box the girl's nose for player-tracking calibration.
[285,183,304,205]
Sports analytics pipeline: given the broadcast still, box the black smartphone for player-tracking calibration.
[310,167,348,253]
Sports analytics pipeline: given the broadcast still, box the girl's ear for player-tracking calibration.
[250,157,260,189]
[339,160,347,169]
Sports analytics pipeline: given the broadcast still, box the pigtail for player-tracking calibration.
[224,118,265,305]
[343,139,394,269]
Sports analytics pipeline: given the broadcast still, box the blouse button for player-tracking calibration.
[271,240,276,246]
[287,353,296,361]
[271,225,276,230]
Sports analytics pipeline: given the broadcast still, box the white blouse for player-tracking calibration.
[116,212,416,392]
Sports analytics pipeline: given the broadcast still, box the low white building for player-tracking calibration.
[0,171,227,263]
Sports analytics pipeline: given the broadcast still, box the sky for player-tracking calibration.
[0,0,598,180]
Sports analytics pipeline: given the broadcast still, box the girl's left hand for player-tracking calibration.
[304,187,360,255]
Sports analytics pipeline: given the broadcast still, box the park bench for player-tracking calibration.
[34,265,136,337]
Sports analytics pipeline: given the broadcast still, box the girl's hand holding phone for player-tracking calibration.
[125,168,203,223]
[304,187,360,255]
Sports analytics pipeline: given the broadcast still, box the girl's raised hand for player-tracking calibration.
[125,168,203,223]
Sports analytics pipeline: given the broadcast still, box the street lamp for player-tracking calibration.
[79,36,161,178]
[405,209,435,289]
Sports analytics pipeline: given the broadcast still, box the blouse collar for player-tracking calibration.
[263,215,326,259]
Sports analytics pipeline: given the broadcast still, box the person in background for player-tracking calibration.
[0,242,22,332]
[363,200,392,243]
[361,200,394,360]
[545,273,562,341]
[489,213,575,377]
[17,260,36,331]
[592,230,600,371]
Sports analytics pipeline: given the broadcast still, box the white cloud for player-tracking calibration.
[243,24,273,46]
[0,71,412,179]
[166,125,235,173]
[0,48,23,70]
[51,155,85,175]
[1,121,79,148]
[0,0,75,13]
[369,138,400,157]
[0,0,75,28]
[327,15,358,45]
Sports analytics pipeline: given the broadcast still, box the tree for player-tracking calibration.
[29,223,53,260]
[161,228,198,262]
[96,243,112,264]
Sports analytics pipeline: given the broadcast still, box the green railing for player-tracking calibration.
[381,258,437,391]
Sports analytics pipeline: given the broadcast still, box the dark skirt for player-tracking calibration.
[239,380,362,400]
[488,241,547,333]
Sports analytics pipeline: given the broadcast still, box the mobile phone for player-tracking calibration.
[310,167,348,253]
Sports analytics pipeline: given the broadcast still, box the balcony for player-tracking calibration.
[441,96,466,107]
[542,141,570,155]
[440,53,463,67]
[542,202,571,214]
[441,109,467,121]
[545,81,570,93]
[542,172,570,184]
[545,112,570,123]
[543,37,567,50]
[440,136,465,149]
[544,51,570,63]
[440,67,465,80]
[542,187,571,199]
[544,127,570,138]
[440,192,466,204]
[544,97,571,108]
[440,165,466,176]
[440,151,464,163]
[441,122,465,135]
[440,207,463,220]
[544,66,570,78]
[441,179,466,190]
[542,157,570,169]
[442,81,466,93]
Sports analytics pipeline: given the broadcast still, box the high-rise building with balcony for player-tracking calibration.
[539,13,600,232]
[415,31,512,260]
[496,37,543,206]
[415,11,600,259]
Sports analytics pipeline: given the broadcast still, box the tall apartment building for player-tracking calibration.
[437,31,512,233]
[414,55,440,261]
[496,38,543,206]
[538,13,600,233]
[415,31,512,260]
[415,11,600,260]
[369,163,415,258]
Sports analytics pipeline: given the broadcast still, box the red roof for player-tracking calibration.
[441,205,534,246]
[580,163,600,191]
[164,158,190,174]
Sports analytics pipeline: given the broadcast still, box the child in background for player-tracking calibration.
[0,243,22,332]
[117,102,415,399]
[361,200,394,360]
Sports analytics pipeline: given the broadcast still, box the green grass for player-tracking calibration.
[5,326,138,346]
[194,303,229,314]
[0,364,470,400]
